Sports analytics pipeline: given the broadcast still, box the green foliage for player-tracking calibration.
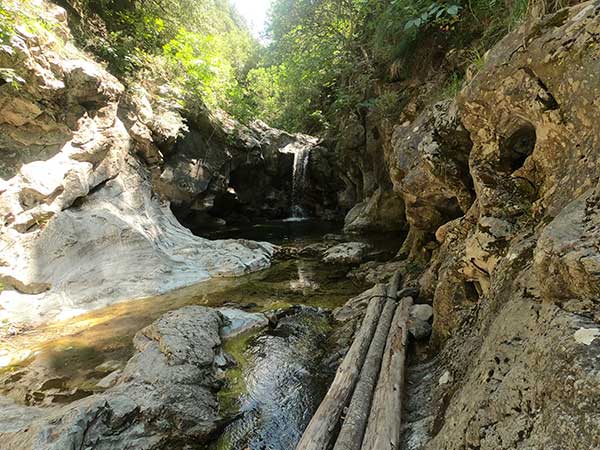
[65,0,257,117]
[441,72,464,99]
[236,65,287,125]
[373,91,404,120]
[0,4,15,45]
[161,28,249,111]
[0,1,57,88]
[236,0,379,132]
[245,0,544,133]
[403,2,462,32]
[0,1,55,46]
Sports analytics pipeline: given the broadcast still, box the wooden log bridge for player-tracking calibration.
[296,272,413,450]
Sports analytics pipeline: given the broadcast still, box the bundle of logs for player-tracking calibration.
[296,272,411,450]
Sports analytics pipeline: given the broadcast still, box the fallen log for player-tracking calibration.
[361,295,413,450]
[332,300,396,450]
[332,273,402,450]
[295,283,388,450]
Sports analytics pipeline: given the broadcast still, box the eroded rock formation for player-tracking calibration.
[392,3,600,448]
[330,3,600,448]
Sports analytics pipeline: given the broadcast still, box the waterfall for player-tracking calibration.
[290,146,311,219]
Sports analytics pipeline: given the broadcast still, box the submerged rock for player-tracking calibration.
[0,306,226,449]
[219,308,269,339]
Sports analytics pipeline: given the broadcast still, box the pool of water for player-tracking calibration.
[209,308,334,450]
[197,219,341,244]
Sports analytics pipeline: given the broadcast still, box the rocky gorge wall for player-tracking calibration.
[0,1,341,328]
[346,2,600,448]
[1,0,600,448]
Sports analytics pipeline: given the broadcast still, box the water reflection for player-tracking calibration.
[209,309,333,450]
[0,258,363,406]
[289,260,320,293]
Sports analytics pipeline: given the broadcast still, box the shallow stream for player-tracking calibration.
[0,220,403,449]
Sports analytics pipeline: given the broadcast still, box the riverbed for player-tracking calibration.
[0,220,403,449]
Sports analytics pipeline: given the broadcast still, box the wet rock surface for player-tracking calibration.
[343,188,406,233]
[2,1,600,450]
[219,308,269,339]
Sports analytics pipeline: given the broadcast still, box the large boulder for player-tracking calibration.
[322,242,370,265]
[0,306,227,449]
[389,100,474,258]
[343,188,406,233]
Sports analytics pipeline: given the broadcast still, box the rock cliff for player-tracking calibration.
[372,3,600,448]
[327,2,600,448]
[0,2,338,326]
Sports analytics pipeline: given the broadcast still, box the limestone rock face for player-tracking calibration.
[335,111,406,233]
[0,306,227,449]
[410,4,600,449]
[533,183,600,303]
[343,188,406,233]
[389,100,474,258]
[219,307,269,338]
[0,3,274,327]
[162,117,339,224]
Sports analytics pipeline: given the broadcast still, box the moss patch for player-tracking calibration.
[218,330,260,417]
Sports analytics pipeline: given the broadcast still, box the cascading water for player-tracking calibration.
[290,146,311,219]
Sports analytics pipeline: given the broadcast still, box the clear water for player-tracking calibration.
[0,221,404,449]
[209,308,334,450]
[201,219,340,244]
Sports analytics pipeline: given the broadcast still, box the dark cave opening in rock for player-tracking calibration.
[464,280,482,302]
[499,124,536,173]
[439,196,464,224]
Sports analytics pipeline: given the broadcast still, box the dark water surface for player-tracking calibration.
[209,308,334,450]
[197,218,341,244]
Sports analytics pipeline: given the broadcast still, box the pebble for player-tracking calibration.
[439,370,453,386]
[574,327,600,345]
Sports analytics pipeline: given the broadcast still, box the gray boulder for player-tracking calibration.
[0,306,226,450]
[322,242,370,265]
[219,307,269,338]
